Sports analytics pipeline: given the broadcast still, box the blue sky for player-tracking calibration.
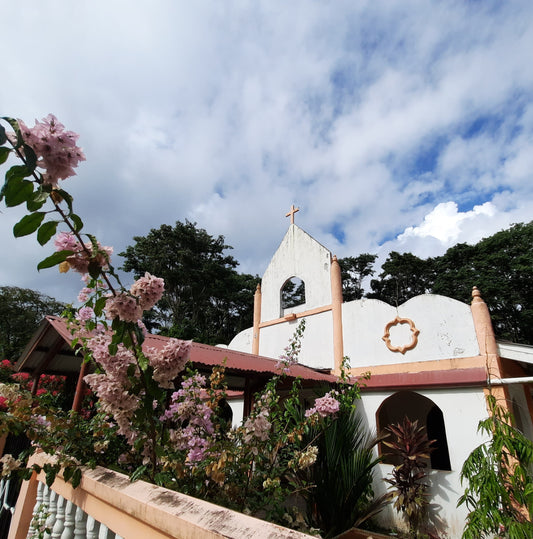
[1,1,533,303]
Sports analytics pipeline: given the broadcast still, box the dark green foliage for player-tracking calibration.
[119,220,260,344]
[303,410,388,537]
[368,222,533,344]
[384,417,435,537]
[339,254,378,302]
[433,222,533,344]
[369,252,435,306]
[459,394,533,539]
[281,277,306,309]
[0,286,65,360]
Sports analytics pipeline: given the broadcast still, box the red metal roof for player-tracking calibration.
[42,316,338,384]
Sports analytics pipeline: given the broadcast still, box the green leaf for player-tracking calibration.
[0,123,6,145]
[86,234,99,252]
[0,146,10,164]
[130,465,148,482]
[137,351,148,370]
[19,468,34,481]
[4,178,34,207]
[63,466,74,483]
[71,467,82,488]
[127,363,137,378]
[70,213,84,232]
[37,249,73,271]
[37,220,59,245]
[22,143,37,171]
[94,296,107,317]
[13,212,45,237]
[6,164,32,182]
[27,188,50,211]
[54,188,73,213]
[88,260,101,280]
[1,117,22,147]
[44,464,59,487]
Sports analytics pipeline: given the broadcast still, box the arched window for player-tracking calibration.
[376,391,451,471]
[280,277,306,315]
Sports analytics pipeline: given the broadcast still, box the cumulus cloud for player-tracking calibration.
[398,201,496,244]
[1,1,532,303]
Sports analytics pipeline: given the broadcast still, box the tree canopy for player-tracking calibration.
[119,220,260,345]
[338,254,378,302]
[0,286,65,360]
[119,220,533,346]
[369,221,533,344]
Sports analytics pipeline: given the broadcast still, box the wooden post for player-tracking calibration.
[72,361,88,413]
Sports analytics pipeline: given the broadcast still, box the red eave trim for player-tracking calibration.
[357,367,487,391]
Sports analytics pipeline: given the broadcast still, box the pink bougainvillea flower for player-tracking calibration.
[54,231,80,252]
[18,114,86,186]
[146,339,191,389]
[130,272,165,310]
[65,240,113,275]
[305,391,340,419]
[104,293,142,323]
[76,306,94,322]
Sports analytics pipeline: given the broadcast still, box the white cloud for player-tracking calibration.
[1,1,533,304]
[398,201,496,244]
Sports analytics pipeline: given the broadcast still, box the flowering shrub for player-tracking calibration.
[0,360,67,410]
[0,114,372,534]
[305,391,340,419]
[12,115,85,187]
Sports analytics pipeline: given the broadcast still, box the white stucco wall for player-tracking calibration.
[227,327,253,352]
[229,399,244,428]
[359,387,489,538]
[343,294,480,367]
[229,293,479,369]
[261,225,333,321]
[258,311,334,369]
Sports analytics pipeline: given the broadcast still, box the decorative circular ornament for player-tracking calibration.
[382,316,420,354]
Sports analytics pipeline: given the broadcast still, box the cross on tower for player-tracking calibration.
[285,204,300,224]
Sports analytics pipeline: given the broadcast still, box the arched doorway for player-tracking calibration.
[376,391,451,471]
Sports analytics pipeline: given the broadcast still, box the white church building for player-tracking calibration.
[227,215,533,537]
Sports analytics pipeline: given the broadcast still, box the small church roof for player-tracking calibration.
[498,341,533,365]
[15,316,338,389]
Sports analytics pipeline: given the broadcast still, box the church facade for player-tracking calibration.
[228,220,533,536]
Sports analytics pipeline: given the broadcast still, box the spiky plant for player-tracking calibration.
[303,409,389,537]
[383,417,435,537]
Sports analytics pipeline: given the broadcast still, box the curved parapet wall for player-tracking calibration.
[229,293,479,370]
[342,294,479,366]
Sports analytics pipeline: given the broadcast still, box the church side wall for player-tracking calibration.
[258,311,334,369]
[227,327,253,352]
[343,295,479,367]
[360,387,488,538]
[230,294,480,371]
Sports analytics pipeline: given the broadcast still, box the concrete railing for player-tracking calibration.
[9,453,312,539]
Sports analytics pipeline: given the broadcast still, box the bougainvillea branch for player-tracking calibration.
[0,114,372,535]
